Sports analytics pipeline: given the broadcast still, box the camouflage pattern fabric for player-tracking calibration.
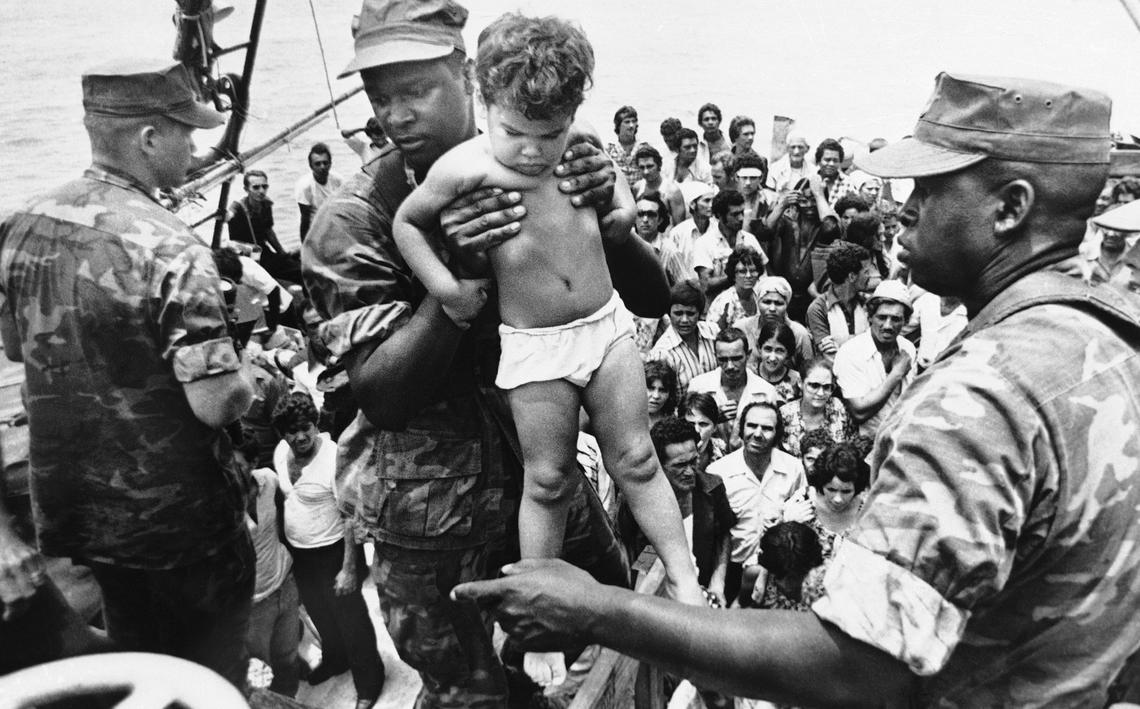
[303,150,511,552]
[372,546,508,708]
[0,166,246,569]
[813,260,1140,707]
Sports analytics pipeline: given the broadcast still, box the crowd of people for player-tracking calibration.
[2,1,1140,708]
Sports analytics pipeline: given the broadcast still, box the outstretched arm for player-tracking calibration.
[452,559,915,707]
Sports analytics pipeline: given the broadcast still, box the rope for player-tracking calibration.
[308,0,342,131]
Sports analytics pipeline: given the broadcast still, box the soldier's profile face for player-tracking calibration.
[153,118,196,189]
[898,169,989,297]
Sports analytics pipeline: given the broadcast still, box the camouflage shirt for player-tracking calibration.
[813,261,1140,707]
[0,166,246,569]
[302,148,512,551]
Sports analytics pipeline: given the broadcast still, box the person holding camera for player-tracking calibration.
[757,174,836,322]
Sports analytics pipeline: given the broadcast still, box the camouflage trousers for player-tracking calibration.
[87,530,255,690]
[373,545,507,709]
[372,475,630,709]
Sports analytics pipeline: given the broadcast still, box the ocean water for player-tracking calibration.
[4,0,1140,248]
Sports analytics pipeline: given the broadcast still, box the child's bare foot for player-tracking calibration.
[523,650,567,688]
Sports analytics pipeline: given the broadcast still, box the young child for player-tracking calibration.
[393,12,704,685]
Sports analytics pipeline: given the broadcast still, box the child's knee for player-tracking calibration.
[524,466,575,505]
[608,441,658,484]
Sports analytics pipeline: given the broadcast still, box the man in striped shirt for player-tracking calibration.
[649,281,719,393]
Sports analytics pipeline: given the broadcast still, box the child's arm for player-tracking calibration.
[392,144,491,323]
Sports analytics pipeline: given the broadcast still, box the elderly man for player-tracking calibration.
[0,59,254,687]
[770,134,812,193]
[832,280,916,437]
[301,1,662,705]
[453,72,1140,707]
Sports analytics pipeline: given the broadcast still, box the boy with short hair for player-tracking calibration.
[393,11,702,685]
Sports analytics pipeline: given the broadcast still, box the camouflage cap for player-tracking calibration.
[340,0,468,78]
[857,72,1113,178]
[82,58,226,129]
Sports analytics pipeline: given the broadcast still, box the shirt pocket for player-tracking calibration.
[372,428,481,538]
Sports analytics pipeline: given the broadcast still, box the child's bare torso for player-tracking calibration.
[453,136,614,329]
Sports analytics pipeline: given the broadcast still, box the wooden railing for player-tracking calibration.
[569,551,669,709]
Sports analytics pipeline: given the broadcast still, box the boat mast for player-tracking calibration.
[172,0,269,247]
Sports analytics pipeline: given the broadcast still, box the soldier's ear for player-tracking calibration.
[138,123,163,157]
[994,179,1034,238]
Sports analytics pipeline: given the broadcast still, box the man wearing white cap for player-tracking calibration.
[832,280,915,438]
[1086,198,1140,292]
[452,72,1140,707]
[667,180,718,277]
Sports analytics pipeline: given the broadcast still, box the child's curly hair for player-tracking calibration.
[475,13,594,121]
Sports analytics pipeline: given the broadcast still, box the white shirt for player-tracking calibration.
[833,331,917,437]
[667,217,718,274]
[708,448,805,563]
[769,155,812,193]
[688,368,778,430]
[662,157,713,185]
[691,229,765,279]
[274,432,343,548]
[294,171,344,209]
[913,293,969,369]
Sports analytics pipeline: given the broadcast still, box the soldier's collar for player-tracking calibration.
[86,163,162,204]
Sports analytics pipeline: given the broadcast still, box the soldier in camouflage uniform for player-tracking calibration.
[0,59,255,688]
[454,73,1140,708]
[302,1,667,706]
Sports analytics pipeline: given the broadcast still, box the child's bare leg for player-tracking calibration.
[582,338,703,605]
[507,378,582,561]
[508,379,581,686]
